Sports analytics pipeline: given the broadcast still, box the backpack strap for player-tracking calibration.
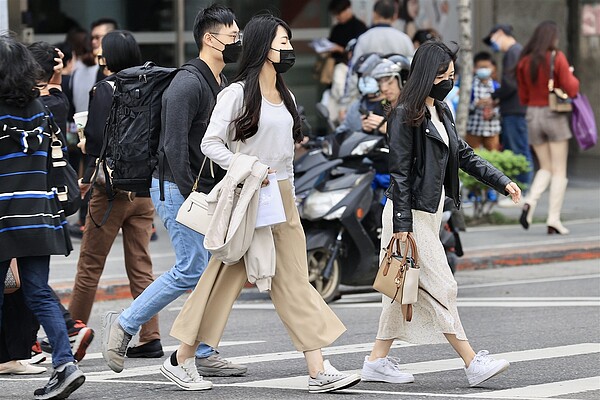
[158,58,222,200]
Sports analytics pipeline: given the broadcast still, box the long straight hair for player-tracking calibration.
[519,20,559,83]
[232,14,303,143]
[397,41,457,126]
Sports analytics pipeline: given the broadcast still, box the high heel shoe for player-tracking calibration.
[547,225,570,235]
[519,204,530,230]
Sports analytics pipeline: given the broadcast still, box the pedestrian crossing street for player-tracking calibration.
[3,341,598,399]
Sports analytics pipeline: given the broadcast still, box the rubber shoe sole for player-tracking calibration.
[361,369,415,384]
[72,328,94,362]
[196,365,247,377]
[308,373,361,394]
[34,369,85,400]
[159,365,212,391]
[468,360,510,387]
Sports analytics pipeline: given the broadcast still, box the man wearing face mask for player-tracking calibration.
[483,24,533,190]
[102,5,248,377]
[466,51,501,151]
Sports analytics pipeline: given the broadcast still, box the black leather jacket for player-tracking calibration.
[385,100,511,232]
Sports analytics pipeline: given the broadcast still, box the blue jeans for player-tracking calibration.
[0,256,74,368]
[501,114,533,187]
[119,178,214,358]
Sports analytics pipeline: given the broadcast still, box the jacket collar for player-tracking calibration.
[423,101,458,151]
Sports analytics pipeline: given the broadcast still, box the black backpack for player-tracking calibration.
[92,59,216,226]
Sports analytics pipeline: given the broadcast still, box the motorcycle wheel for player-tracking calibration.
[307,247,341,303]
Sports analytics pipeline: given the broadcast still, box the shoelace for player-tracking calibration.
[181,362,204,383]
[384,356,405,372]
[472,350,492,366]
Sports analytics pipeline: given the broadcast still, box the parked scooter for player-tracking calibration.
[296,131,387,302]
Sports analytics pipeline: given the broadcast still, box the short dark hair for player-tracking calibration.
[192,4,236,52]
[473,51,493,64]
[91,18,118,31]
[101,30,141,73]
[374,0,395,20]
[328,0,351,14]
[28,41,58,83]
[0,35,42,107]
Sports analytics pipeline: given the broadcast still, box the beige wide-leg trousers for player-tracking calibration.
[170,179,346,352]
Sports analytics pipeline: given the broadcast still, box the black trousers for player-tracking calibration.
[0,290,39,362]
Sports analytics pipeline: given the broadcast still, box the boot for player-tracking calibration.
[546,176,570,234]
[519,169,552,229]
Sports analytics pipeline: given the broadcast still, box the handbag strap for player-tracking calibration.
[382,233,419,276]
[548,50,556,92]
[192,156,214,192]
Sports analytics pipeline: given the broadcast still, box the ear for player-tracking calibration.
[203,32,213,47]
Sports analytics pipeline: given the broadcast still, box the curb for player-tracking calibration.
[53,241,600,305]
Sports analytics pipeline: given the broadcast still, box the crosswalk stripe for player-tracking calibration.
[466,376,600,398]
[231,343,600,391]
[81,341,417,381]
[167,297,600,311]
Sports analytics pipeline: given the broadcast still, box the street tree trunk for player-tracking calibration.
[456,0,473,138]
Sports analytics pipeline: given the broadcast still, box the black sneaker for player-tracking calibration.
[126,339,164,358]
[34,363,85,400]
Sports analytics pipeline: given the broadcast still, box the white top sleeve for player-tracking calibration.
[201,83,245,171]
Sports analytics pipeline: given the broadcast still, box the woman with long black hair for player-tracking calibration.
[0,34,85,399]
[360,41,521,388]
[163,14,360,394]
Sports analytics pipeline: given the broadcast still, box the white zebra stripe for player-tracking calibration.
[0,190,56,197]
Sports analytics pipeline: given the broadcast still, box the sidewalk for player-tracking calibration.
[50,178,600,303]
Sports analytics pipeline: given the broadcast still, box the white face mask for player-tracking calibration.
[476,68,492,80]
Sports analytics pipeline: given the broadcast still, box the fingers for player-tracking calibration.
[392,232,409,241]
[505,182,522,204]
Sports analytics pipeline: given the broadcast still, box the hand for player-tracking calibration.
[262,168,277,187]
[361,113,385,132]
[392,232,409,242]
[505,181,521,204]
[78,179,91,199]
[76,138,86,154]
[48,48,64,85]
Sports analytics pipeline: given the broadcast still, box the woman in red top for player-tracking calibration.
[517,21,579,235]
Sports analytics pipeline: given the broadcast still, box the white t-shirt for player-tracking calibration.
[201,82,295,183]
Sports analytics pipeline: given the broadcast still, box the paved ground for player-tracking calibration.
[2,259,599,400]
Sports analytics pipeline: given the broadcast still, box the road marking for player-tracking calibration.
[459,274,600,289]
[231,343,600,392]
[467,376,600,398]
[78,341,418,381]
[40,340,265,365]
[168,297,600,311]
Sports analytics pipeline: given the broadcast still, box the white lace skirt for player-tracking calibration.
[376,191,467,344]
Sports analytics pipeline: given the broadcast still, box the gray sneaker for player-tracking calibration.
[102,311,132,373]
[195,354,247,377]
[308,360,361,393]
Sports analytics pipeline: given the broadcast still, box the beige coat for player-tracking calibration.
[204,153,275,291]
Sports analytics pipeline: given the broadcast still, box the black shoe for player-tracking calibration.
[519,204,530,230]
[126,339,164,358]
[67,223,84,239]
[34,363,85,400]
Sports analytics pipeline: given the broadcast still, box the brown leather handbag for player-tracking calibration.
[373,234,420,322]
[548,51,573,113]
[4,259,20,294]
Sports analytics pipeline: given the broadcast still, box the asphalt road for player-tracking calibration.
[2,259,599,400]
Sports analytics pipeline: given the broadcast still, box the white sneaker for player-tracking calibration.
[160,354,212,391]
[464,350,510,387]
[308,360,361,393]
[361,356,415,384]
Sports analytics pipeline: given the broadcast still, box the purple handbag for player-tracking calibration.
[571,94,598,150]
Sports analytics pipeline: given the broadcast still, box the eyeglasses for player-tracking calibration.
[91,34,104,42]
[210,31,242,43]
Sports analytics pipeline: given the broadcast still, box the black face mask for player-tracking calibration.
[429,78,454,101]
[212,36,242,64]
[269,48,295,74]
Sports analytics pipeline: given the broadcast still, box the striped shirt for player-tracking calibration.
[0,99,71,262]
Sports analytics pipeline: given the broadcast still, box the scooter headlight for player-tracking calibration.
[351,139,380,156]
[302,188,352,220]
